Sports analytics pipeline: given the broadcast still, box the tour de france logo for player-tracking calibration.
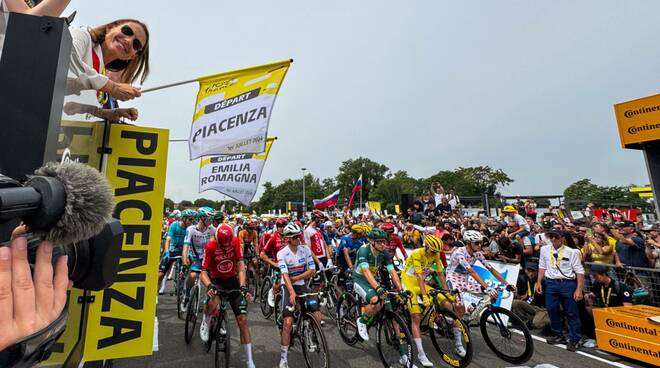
[60,148,79,163]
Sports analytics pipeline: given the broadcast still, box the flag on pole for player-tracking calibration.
[313,189,341,209]
[347,174,362,209]
[198,138,275,205]
[188,60,291,159]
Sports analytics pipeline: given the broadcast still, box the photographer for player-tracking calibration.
[0,236,69,353]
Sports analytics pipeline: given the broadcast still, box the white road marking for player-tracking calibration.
[527,333,634,368]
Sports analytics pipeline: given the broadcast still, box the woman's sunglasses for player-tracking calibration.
[121,25,144,53]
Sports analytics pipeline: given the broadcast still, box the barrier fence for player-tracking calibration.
[583,262,660,307]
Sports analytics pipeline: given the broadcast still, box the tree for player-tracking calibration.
[371,170,418,211]
[336,157,389,203]
[421,166,513,197]
[564,179,650,210]
[164,198,175,214]
[255,174,326,212]
[193,198,216,208]
[178,200,193,210]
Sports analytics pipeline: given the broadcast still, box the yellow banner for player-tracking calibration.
[614,93,660,148]
[367,201,381,212]
[189,60,291,158]
[57,120,106,167]
[82,124,169,361]
[41,120,107,367]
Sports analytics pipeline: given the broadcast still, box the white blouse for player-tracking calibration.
[67,26,109,95]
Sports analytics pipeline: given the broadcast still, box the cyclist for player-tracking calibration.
[211,210,224,230]
[199,223,255,368]
[277,223,322,368]
[353,229,403,338]
[336,224,368,287]
[380,222,408,264]
[158,209,195,294]
[304,210,334,272]
[446,230,515,319]
[181,207,215,311]
[260,217,289,307]
[401,235,461,365]
[239,218,260,285]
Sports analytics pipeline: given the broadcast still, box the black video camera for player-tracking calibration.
[0,169,123,291]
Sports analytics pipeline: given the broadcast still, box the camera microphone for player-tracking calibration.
[0,162,122,291]
[0,161,115,244]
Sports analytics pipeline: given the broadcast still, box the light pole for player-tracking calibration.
[301,168,307,215]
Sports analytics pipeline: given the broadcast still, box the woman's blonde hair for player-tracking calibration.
[88,19,150,85]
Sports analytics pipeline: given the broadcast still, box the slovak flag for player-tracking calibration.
[313,189,341,209]
[347,175,362,209]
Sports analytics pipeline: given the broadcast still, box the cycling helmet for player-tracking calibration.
[502,205,516,213]
[170,210,182,218]
[311,209,325,220]
[275,217,289,227]
[350,224,367,235]
[424,235,443,252]
[463,230,483,243]
[214,211,225,221]
[380,223,395,234]
[283,223,302,238]
[367,228,388,240]
[216,225,234,245]
[181,209,196,218]
[197,206,215,217]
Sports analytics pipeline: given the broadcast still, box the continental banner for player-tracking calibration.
[614,93,660,148]
[189,60,291,159]
[199,137,274,205]
[82,124,169,361]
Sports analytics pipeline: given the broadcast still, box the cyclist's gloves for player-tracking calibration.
[376,286,386,297]
[422,294,432,306]
[485,287,499,299]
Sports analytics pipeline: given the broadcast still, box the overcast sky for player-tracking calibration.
[68,1,659,202]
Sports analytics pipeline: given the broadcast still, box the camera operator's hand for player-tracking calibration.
[0,237,69,351]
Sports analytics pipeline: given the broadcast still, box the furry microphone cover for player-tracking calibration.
[34,162,115,245]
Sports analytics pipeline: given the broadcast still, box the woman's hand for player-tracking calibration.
[0,237,69,351]
[105,108,139,121]
[103,80,142,101]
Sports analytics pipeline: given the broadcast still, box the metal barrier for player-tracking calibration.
[583,262,660,307]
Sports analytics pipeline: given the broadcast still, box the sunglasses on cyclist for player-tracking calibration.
[120,25,144,53]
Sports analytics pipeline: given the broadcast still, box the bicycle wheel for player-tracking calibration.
[274,293,282,330]
[214,313,231,368]
[205,315,216,353]
[376,312,415,368]
[322,283,340,321]
[184,286,199,344]
[176,277,184,320]
[260,278,273,318]
[300,313,330,368]
[336,293,359,346]
[479,306,534,364]
[428,308,473,368]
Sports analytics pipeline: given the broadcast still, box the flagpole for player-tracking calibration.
[359,178,362,212]
[141,59,293,94]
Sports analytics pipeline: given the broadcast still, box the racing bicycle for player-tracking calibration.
[275,291,330,368]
